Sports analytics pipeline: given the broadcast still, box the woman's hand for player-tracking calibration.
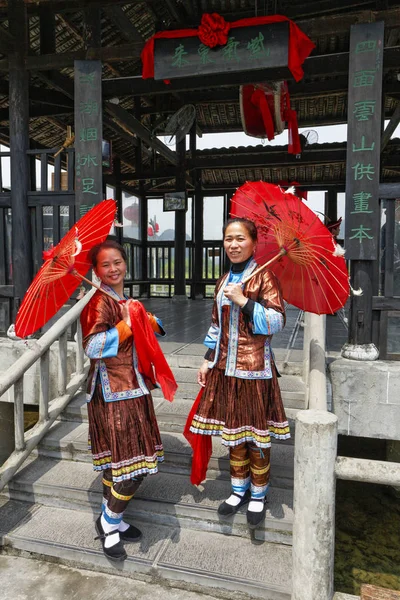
[121,299,132,328]
[223,283,248,307]
[197,359,210,387]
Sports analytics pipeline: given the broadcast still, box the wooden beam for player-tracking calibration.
[119,140,400,179]
[0,0,135,9]
[103,5,144,43]
[102,46,400,97]
[381,101,400,152]
[0,24,15,55]
[379,183,400,198]
[297,7,400,38]
[165,0,186,25]
[105,101,178,166]
[0,105,73,122]
[22,43,142,70]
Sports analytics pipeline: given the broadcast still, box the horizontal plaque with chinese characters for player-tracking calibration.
[154,22,289,80]
[74,60,103,217]
[345,22,384,260]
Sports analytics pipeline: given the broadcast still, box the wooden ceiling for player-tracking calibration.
[0,0,399,192]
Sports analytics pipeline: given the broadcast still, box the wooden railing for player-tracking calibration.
[0,289,94,493]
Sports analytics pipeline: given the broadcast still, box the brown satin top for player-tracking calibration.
[210,268,285,372]
[80,291,145,397]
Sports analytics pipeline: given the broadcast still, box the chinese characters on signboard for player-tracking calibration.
[154,23,289,80]
[74,61,103,217]
[345,22,384,260]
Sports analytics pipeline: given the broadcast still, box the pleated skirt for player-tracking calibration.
[190,366,290,448]
[88,383,164,482]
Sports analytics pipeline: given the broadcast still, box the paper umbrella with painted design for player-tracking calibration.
[15,199,117,338]
[230,181,350,314]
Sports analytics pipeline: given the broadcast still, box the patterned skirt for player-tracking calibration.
[190,366,290,448]
[88,383,164,482]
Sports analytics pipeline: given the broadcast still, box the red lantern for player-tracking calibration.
[148,225,154,237]
[123,203,139,224]
[240,81,301,155]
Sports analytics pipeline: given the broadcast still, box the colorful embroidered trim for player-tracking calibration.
[111,488,135,502]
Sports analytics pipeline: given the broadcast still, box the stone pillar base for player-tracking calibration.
[172,295,189,303]
[341,343,379,361]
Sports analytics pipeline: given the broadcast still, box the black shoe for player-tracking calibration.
[246,497,268,529]
[119,523,142,543]
[95,516,127,562]
[217,490,251,516]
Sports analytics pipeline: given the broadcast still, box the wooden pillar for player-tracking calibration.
[135,97,148,296]
[345,22,384,351]
[8,0,32,319]
[324,189,338,223]
[74,8,102,217]
[174,137,187,298]
[193,174,203,299]
[113,156,122,245]
[190,124,202,299]
[39,7,56,55]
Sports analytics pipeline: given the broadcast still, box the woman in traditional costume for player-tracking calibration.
[80,240,167,562]
[189,218,290,529]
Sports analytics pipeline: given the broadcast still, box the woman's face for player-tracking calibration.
[94,248,126,290]
[223,222,256,263]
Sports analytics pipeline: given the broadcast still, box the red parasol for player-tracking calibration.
[230,182,349,315]
[15,199,117,338]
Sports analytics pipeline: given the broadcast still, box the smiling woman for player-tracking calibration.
[187,217,290,531]
[80,240,168,563]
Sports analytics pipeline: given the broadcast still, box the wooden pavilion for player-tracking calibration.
[0,0,399,358]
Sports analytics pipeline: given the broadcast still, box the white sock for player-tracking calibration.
[100,514,120,549]
[225,491,245,507]
[118,519,130,533]
[248,499,266,513]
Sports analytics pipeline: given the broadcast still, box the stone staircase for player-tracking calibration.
[0,344,306,600]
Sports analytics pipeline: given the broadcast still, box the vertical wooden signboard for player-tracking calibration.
[74,60,103,217]
[345,22,384,259]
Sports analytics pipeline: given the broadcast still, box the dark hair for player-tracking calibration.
[222,218,258,242]
[88,240,127,267]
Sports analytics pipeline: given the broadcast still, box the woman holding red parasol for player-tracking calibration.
[80,240,173,562]
[189,217,290,529]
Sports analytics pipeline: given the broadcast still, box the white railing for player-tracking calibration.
[303,312,327,410]
[0,289,95,492]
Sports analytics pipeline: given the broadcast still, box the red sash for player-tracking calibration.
[128,301,177,402]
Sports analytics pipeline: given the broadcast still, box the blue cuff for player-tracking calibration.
[252,305,284,335]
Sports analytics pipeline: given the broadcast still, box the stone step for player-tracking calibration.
[1,501,292,600]
[5,455,294,545]
[36,419,295,489]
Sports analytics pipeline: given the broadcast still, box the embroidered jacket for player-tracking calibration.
[80,285,153,402]
[204,259,285,379]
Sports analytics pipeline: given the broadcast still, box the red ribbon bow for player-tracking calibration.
[198,13,230,48]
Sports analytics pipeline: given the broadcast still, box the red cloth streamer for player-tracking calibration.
[284,107,301,155]
[183,388,212,485]
[250,88,275,141]
[128,301,177,402]
[141,15,315,83]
